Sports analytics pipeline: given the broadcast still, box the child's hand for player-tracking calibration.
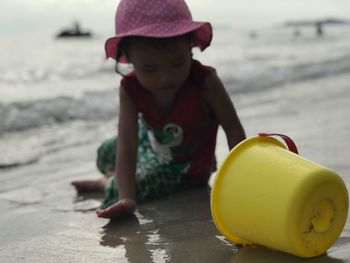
[96,198,137,219]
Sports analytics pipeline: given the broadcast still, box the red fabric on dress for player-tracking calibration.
[121,60,218,184]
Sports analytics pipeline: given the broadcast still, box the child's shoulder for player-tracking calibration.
[192,59,215,73]
[191,59,217,86]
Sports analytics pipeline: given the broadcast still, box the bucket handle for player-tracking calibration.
[258,133,299,154]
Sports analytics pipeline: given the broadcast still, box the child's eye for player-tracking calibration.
[142,66,157,73]
[173,61,185,68]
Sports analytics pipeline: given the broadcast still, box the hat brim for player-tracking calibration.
[104,21,212,62]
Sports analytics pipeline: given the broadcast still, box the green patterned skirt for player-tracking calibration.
[97,120,191,209]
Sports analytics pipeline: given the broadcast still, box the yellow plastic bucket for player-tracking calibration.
[211,133,349,258]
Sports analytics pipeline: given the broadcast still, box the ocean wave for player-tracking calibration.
[1,54,350,134]
[0,63,114,85]
[0,90,118,134]
[0,119,115,169]
[222,54,350,93]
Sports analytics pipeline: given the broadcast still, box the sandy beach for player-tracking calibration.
[0,71,349,262]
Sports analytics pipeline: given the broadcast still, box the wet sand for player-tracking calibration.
[0,72,349,262]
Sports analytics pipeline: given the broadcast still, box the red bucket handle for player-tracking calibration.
[258,133,299,154]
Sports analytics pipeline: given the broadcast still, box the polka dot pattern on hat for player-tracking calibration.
[105,0,213,60]
[116,0,192,34]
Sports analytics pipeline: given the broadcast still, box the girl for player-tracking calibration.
[72,0,246,219]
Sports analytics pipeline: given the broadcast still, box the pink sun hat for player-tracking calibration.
[104,0,213,62]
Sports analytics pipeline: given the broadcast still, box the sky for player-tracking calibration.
[1,0,350,35]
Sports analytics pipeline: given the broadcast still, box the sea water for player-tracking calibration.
[1,24,350,168]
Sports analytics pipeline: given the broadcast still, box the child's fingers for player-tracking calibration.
[96,199,136,218]
[96,209,110,218]
[96,205,123,218]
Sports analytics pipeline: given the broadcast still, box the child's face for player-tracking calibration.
[127,37,192,93]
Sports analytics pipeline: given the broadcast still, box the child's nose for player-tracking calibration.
[159,74,175,89]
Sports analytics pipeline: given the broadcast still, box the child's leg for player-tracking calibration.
[71,137,117,193]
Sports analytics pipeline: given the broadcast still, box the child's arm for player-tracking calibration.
[202,71,246,149]
[97,85,139,219]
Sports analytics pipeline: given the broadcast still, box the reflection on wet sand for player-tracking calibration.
[99,187,236,262]
[100,212,173,262]
[100,215,158,262]
[230,246,344,263]
[96,185,349,263]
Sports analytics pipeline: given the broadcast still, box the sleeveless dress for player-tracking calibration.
[99,60,219,208]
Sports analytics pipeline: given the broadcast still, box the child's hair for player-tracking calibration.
[115,33,193,76]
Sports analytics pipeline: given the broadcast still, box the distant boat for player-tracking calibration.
[56,21,92,38]
[57,30,91,38]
